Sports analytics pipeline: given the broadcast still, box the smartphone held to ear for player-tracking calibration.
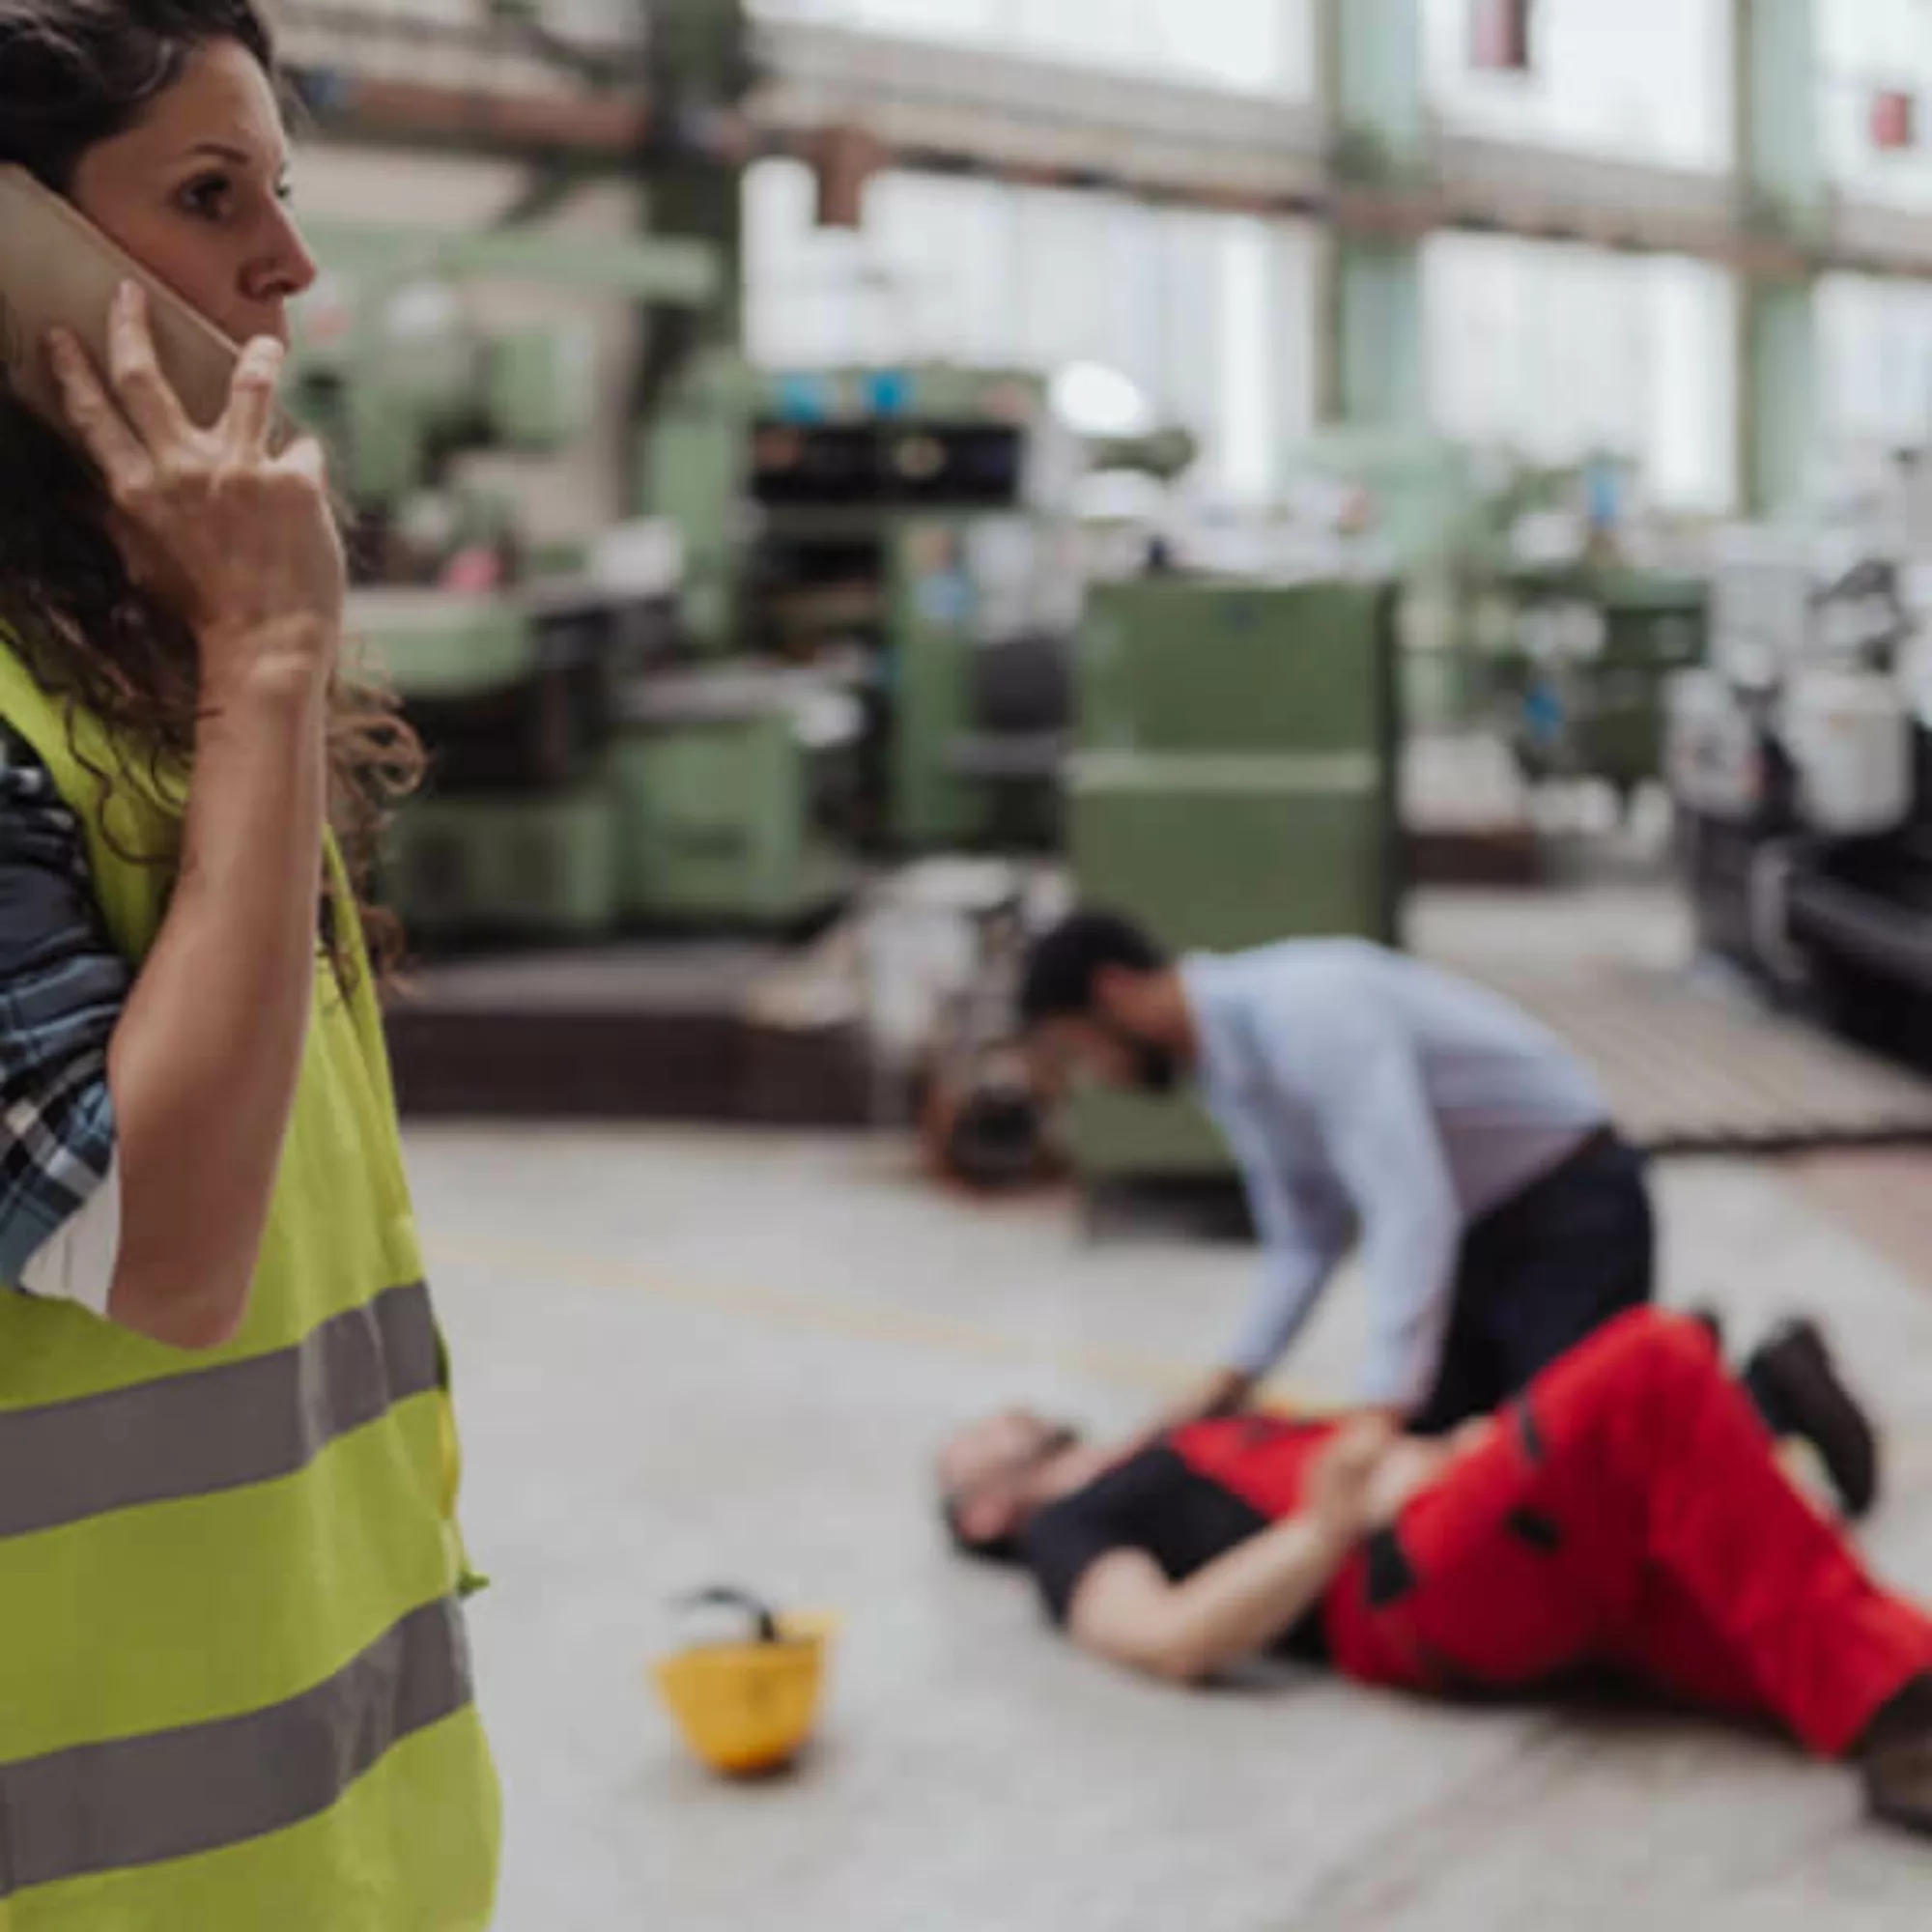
[0,162,281,441]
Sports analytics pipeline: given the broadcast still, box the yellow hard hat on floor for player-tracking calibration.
[652,1588,837,1777]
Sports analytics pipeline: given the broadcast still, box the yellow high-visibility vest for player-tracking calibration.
[0,633,500,1928]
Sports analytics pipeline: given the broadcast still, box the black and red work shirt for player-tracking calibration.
[1019,1414,1343,1664]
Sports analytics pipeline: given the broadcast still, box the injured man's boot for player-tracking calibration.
[1743,1320,1880,1520]
[1859,1674,1932,1836]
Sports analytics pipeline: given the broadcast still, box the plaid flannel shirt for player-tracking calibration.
[0,724,124,1285]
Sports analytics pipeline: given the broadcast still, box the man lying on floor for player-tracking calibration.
[935,1309,1932,1838]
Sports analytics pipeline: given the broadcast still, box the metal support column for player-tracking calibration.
[1330,238,1428,432]
[1741,278,1817,520]
[625,0,758,651]
[1313,0,1428,431]
[631,0,753,444]
[1735,0,1823,516]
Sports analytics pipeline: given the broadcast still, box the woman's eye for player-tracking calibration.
[180,175,232,220]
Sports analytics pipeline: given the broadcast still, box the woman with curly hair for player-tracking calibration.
[0,3,498,1922]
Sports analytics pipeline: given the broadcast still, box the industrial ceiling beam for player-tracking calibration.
[281,14,1932,285]
[288,69,650,161]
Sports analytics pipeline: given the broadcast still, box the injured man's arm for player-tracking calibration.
[1066,1417,1436,1685]
[935,1405,1481,1690]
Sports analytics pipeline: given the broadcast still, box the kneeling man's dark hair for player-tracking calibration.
[1019,910,1167,1027]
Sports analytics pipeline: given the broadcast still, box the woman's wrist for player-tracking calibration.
[196,617,338,714]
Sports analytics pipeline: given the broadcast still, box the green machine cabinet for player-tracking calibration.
[885,513,1078,854]
[885,518,984,854]
[357,587,629,945]
[611,671,860,928]
[1496,565,1709,800]
[354,589,538,696]
[1068,579,1403,1181]
[1578,574,1707,798]
[381,788,619,944]
[638,351,759,657]
[486,325,597,453]
[352,586,617,795]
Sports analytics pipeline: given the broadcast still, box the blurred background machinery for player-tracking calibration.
[289,229,874,946]
[260,0,1932,1151]
[1492,562,1710,810]
[647,354,1085,857]
[248,8,1932,1919]
[646,351,1198,855]
[1666,516,1932,1065]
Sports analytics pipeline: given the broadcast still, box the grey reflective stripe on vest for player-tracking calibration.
[1,1594,474,1894]
[0,1280,439,1540]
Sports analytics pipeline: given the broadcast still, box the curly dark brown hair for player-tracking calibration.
[0,0,423,980]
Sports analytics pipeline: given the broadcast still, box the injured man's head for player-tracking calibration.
[935,1409,1109,1562]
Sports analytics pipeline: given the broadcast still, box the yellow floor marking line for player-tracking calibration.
[423,1230,1331,1412]
[426,1230,1932,1490]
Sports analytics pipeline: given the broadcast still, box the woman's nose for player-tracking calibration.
[248,205,319,304]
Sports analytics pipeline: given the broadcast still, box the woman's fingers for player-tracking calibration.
[105,281,191,451]
[46,327,154,499]
[275,433,329,489]
[221,336,286,459]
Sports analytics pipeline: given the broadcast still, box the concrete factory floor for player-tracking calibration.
[405,1122,1932,1931]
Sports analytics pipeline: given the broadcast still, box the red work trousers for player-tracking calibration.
[1323,1309,1932,1758]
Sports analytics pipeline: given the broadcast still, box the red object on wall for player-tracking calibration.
[1470,0,1533,73]
[813,125,888,230]
[1872,88,1918,153]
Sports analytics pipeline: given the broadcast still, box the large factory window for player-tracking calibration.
[745,161,1016,368]
[1820,0,1932,209]
[750,0,1312,96]
[1426,234,1736,512]
[1425,0,1732,173]
[744,158,1315,505]
[1818,274,1932,469]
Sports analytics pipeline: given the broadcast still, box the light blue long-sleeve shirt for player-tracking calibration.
[1181,940,1608,1410]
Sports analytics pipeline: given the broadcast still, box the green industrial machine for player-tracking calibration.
[1066,578,1404,1184]
[294,246,633,949]
[289,293,593,534]
[644,348,761,656]
[292,222,867,946]
[881,515,1081,853]
[355,578,861,946]
[1492,564,1710,808]
[1285,430,1658,749]
[384,788,621,942]
[609,668,863,928]
[353,586,634,944]
[287,235,632,584]
[301,227,1207,948]
[745,359,1081,857]
[1287,430,1500,737]
[641,355,1195,858]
